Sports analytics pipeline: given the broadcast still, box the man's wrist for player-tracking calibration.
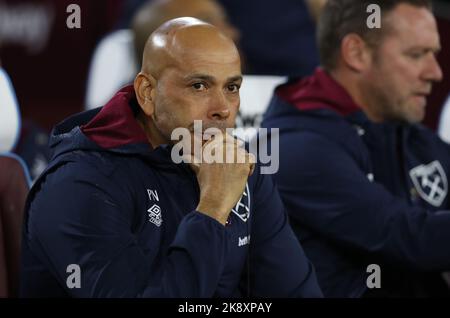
[196,200,229,226]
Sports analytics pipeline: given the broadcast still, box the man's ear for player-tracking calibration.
[340,33,372,72]
[134,72,157,116]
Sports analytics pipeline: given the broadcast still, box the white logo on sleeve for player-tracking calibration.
[238,235,251,247]
[148,204,162,227]
[147,189,162,227]
[409,160,448,207]
[231,183,251,222]
[148,189,159,201]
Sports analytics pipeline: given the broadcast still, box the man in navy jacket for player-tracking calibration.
[262,0,450,297]
[20,18,322,298]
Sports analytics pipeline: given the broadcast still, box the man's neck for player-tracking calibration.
[329,69,384,123]
[136,112,167,148]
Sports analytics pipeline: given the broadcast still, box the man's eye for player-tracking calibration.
[192,83,207,91]
[227,84,240,93]
[408,52,424,59]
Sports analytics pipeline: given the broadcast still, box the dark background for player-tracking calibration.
[0,0,449,132]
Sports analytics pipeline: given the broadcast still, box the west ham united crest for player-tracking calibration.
[231,183,251,222]
[409,160,448,207]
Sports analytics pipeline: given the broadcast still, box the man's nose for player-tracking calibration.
[207,93,231,121]
[423,53,443,83]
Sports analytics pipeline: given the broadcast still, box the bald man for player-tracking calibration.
[20,18,322,298]
[85,0,240,110]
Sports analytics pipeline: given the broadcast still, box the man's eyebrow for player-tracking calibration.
[183,74,243,83]
[228,75,243,83]
[184,74,216,82]
[408,45,441,53]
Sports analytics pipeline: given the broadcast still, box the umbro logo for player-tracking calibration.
[147,189,162,227]
[148,204,162,227]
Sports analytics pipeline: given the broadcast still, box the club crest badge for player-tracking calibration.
[409,160,448,207]
[231,183,251,222]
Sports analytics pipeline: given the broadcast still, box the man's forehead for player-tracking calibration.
[168,32,241,74]
[171,25,235,50]
[168,60,242,81]
[381,4,440,49]
[177,48,240,65]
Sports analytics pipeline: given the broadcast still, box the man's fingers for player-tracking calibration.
[247,153,256,176]
[191,133,256,169]
[247,152,257,164]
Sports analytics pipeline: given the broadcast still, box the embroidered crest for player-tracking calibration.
[231,183,251,222]
[409,160,448,207]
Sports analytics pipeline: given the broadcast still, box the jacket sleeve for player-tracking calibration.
[25,163,227,298]
[277,132,450,271]
[243,164,323,297]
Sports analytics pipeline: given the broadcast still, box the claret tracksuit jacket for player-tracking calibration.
[262,68,450,297]
[20,85,322,298]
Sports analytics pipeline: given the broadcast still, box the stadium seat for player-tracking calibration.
[0,68,21,153]
[438,95,450,143]
[0,153,30,298]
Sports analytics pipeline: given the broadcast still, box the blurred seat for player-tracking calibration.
[234,75,286,140]
[0,153,30,298]
[438,94,450,143]
[14,120,51,181]
[0,68,21,153]
[1,69,51,181]
[85,29,137,110]
[0,68,31,297]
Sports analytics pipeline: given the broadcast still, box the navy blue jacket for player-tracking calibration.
[20,86,322,298]
[262,69,450,297]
